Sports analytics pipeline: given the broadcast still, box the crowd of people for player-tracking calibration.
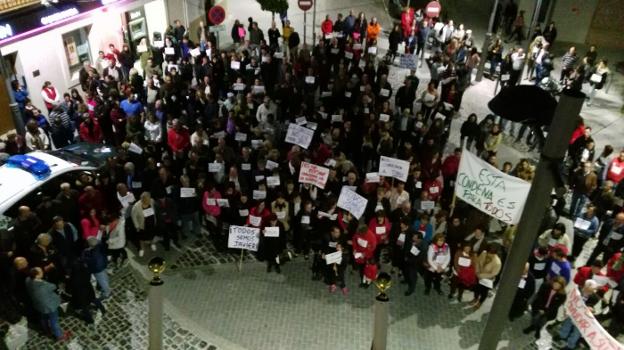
[0,1,622,347]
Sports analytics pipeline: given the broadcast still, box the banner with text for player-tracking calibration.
[455,149,530,224]
[337,186,368,219]
[299,161,330,189]
[565,287,624,350]
[228,225,260,251]
[285,123,315,149]
[379,156,410,182]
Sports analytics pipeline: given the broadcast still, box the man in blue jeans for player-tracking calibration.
[569,162,598,218]
[82,236,110,299]
[554,279,601,349]
[25,267,71,341]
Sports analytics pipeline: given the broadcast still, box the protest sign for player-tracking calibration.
[298,161,330,189]
[455,149,530,224]
[379,156,410,182]
[337,186,368,219]
[365,172,380,183]
[264,226,280,237]
[228,225,260,251]
[565,287,624,350]
[400,54,417,69]
[285,123,314,149]
[325,251,343,265]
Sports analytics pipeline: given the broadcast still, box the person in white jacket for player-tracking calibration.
[106,212,127,268]
[425,233,451,295]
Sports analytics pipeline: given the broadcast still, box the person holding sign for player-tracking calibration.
[403,230,429,297]
[537,223,571,254]
[260,214,286,273]
[470,245,502,310]
[424,233,451,295]
[292,200,316,260]
[586,212,624,266]
[571,204,600,258]
[271,193,291,232]
[509,263,536,321]
[448,243,477,302]
[247,201,271,228]
[523,276,567,339]
[130,192,158,257]
[352,224,377,283]
[202,183,222,241]
[368,210,392,248]
[322,226,348,294]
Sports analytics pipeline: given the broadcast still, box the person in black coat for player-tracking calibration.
[261,214,286,273]
[509,263,536,321]
[523,276,567,339]
[460,113,480,151]
[402,230,429,296]
[322,226,348,294]
[67,259,105,324]
[292,200,316,258]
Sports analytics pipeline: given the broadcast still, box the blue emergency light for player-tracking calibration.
[6,155,51,180]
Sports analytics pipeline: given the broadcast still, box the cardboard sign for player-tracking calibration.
[180,187,196,198]
[264,226,280,237]
[285,123,315,149]
[379,156,410,182]
[228,225,260,251]
[337,186,368,219]
[298,161,330,189]
[235,132,248,142]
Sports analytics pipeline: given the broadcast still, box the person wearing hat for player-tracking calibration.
[260,213,286,273]
[553,279,601,349]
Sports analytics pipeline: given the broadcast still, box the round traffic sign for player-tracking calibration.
[208,5,226,25]
[298,0,313,11]
[425,1,442,18]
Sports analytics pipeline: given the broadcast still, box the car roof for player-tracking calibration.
[0,151,81,214]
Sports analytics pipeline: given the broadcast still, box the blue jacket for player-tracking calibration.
[412,220,434,243]
[82,243,108,273]
[547,259,571,283]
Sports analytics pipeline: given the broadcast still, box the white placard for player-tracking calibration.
[590,73,602,84]
[375,226,386,234]
[264,226,280,237]
[365,172,380,183]
[142,207,154,217]
[337,186,368,219]
[301,215,310,224]
[190,47,201,57]
[353,43,362,50]
[266,160,279,170]
[344,51,353,59]
[180,187,196,198]
[273,52,284,59]
[266,176,281,187]
[153,40,164,48]
[574,217,591,231]
[233,83,245,91]
[276,211,286,220]
[137,45,147,53]
[397,233,406,244]
[298,161,330,189]
[252,85,265,94]
[128,142,143,154]
[241,163,252,171]
[296,116,307,125]
[429,186,439,194]
[420,201,435,210]
[325,251,343,265]
[458,257,471,267]
[379,113,390,122]
[533,262,546,271]
[380,88,390,97]
[239,209,249,217]
[501,74,510,81]
[357,238,368,248]
[307,121,318,130]
[249,215,262,226]
[479,279,494,289]
[344,91,352,98]
[208,163,223,173]
[228,225,260,251]
[206,198,217,206]
[379,156,410,182]
[164,47,175,55]
[230,61,241,70]
[455,148,530,224]
[235,132,248,141]
[253,190,266,200]
[132,181,142,189]
[331,48,339,54]
[410,246,420,256]
[321,91,332,97]
[255,175,265,182]
[331,115,343,123]
[216,198,230,207]
[518,279,526,289]
[368,46,378,55]
[305,76,315,84]
[251,140,262,149]
[285,123,315,149]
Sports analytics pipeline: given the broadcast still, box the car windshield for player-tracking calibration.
[49,143,116,168]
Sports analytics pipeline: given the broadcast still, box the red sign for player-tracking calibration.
[425,1,442,18]
[298,0,313,11]
[208,5,226,25]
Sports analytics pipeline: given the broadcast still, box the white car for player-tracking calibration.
[0,143,114,222]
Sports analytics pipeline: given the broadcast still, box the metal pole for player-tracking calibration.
[477,90,585,350]
[371,294,389,350]
[148,257,165,350]
[312,0,317,46]
[475,0,500,82]
[304,10,307,46]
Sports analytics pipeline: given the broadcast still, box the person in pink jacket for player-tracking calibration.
[202,183,222,232]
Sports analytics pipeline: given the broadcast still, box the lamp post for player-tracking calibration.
[148,257,166,350]
[371,272,392,350]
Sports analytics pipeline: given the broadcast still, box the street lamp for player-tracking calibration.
[371,272,392,350]
[148,257,166,350]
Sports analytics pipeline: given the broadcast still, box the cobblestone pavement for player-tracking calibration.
[162,259,542,350]
[2,267,216,350]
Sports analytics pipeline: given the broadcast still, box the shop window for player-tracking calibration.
[62,26,92,75]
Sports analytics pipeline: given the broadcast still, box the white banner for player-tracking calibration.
[285,123,314,149]
[565,287,624,350]
[228,225,260,251]
[455,149,530,224]
[298,161,330,189]
[379,156,410,182]
[337,186,368,219]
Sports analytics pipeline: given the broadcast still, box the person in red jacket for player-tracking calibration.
[574,260,609,293]
[368,210,391,246]
[607,252,624,286]
[401,7,415,39]
[352,224,377,277]
[247,200,271,228]
[167,119,190,156]
[79,115,103,144]
[604,150,624,185]
[321,15,333,39]
[362,257,378,288]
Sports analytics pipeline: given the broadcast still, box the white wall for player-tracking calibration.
[0,0,167,114]
[549,0,598,44]
[145,0,169,40]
